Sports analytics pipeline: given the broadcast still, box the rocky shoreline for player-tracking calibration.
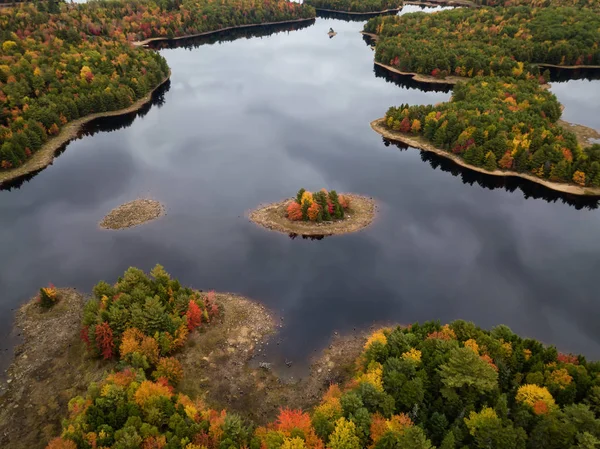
[0,288,366,448]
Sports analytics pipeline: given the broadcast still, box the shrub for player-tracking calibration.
[38,284,59,308]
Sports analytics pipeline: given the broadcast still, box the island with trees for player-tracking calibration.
[366,4,600,195]
[305,0,402,14]
[6,266,600,449]
[0,0,316,185]
[249,188,377,236]
[371,77,600,195]
[364,6,600,84]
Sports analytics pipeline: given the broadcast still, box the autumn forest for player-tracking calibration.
[2,0,600,448]
[0,0,315,169]
[366,3,600,189]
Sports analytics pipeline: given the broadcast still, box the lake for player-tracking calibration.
[1,5,600,378]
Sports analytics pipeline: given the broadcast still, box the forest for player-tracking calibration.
[0,0,315,171]
[367,3,600,188]
[364,6,600,80]
[44,266,600,448]
[304,0,401,13]
[383,77,600,186]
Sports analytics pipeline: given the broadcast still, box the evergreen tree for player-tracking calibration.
[484,151,497,171]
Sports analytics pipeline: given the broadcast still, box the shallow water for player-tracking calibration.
[1,6,600,377]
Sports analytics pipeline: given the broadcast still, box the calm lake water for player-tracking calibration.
[2,6,600,377]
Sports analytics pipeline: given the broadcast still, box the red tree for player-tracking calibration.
[186,299,202,331]
[80,325,92,350]
[286,202,302,221]
[95,322,114,360]
[399,117,411,133]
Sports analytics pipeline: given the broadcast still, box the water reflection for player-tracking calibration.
[148,20,316,50]
[315,8,400,22]
[288,233,327,240]
[546,66,600,83]
[385,139,600,210]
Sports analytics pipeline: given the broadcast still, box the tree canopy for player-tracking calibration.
[0,0,315,170]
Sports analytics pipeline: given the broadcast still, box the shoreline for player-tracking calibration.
[133,17,316,46]
[370,118,600,197]
[0,72,171,188]
[537,63,600,70]
[312,6,401,15]
[374,61,600,87]
[249,194,377,236]
[375,61,466,85]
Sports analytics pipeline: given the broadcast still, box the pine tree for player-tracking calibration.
[142,297,169,335]
[329,191,344,219]
[484,151,497,171]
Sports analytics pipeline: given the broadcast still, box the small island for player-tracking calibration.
[99,198,165,230]
[249,188,376,236]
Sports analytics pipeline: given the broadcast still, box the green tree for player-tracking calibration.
[484,151,497,171]
[328,417,361,449]
[439,347,498,396]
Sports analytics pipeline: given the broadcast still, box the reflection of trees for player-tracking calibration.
[1,81,171,191]
[148,20,315,50]
[544,66,600,83]
[288,233,327,240]
[3,20,318,191]
[315,9,400,22]
[372,63,453,93]
[383,139,600,210]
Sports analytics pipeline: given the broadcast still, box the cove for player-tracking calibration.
[1,6,600,381]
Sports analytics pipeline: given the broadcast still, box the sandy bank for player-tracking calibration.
[375,61,467,85]
[537,63,600,70]
[249,194,377,236]
[371,118,600,197]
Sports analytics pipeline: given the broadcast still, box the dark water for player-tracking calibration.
[2,5,600,378]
